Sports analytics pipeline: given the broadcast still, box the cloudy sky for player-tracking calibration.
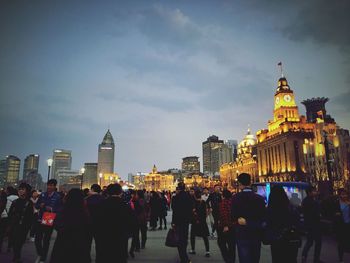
[1,0,349,180]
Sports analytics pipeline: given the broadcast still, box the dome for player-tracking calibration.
[102,129,114,145]
[238,128,256,156]
[276,77,291,93]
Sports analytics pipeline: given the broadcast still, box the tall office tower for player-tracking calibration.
[51,149,72,180]
[84,163,98,188]
[182,156,200,175]
[225,140,238,161]
[202,135,224,176]
[0,155,21,187]
[97,129,115,176]
[212,144,233,175]
[23,154,39,179]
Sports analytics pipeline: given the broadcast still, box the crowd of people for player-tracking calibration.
[0,173,349,263]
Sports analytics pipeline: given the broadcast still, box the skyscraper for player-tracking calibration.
[182,156,200,175]
[51,149,72,180]
[0,155,21,187]
[97,129,115,176]
[84,163,98,188]
[23,154,39,178]
[202,135,224,176]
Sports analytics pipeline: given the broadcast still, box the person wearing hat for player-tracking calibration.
[7,183,34,263]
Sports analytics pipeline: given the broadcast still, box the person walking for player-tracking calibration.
[30,190,40,242]
[129,190,140,258]
[171,182,193,263]
[265,185,301,263]
[231,173,266,263]
[208,185,222,238]
[301,186,324,263]
[97,183,132,263]
[85,184,104,262]
[50,188,91,263]
[136,190,148,249]
[159,192,168,230]
[149,191,160,231]
[332,188,350,262]
[35,179,62,263]
[189,190,210,257]
[0,186,18,253]
[7,183,33,263]
[217,189,235,263]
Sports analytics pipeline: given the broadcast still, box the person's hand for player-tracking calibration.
[223,226,229,232]
[238,217,247,226]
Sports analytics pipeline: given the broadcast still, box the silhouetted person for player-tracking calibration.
[50,188,91,263]
[217,189,235,263]
[8,183,33,263]
[97,184,132,263]
[137,190,148,249]
[231,173,265,263]
[266,185,300,263]
[85,184,104,261]
[171,182,193,263]
[301,186,323,263]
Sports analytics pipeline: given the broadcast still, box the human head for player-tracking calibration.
[222,189,232,199]
[202,187,209,195]
[214,185,221,193]
[64,188,85,209]
[306,186,318,198]
[18,183,32,199]
[194,189,202,199]
[31,190,39,199]
[268,185,289,209]
[90,184,101,194]
[189,188,195,196]
[6,186,17,196]
[106,183,122,196]
[137,190,144,199]
[177,182,185,191]
[338,188,348,202]
[237,173,251,189]
[47,179,57,193]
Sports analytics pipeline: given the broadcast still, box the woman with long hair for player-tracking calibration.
[50,188,91,263]
[266,185,300,263]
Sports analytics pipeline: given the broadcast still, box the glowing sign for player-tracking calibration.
[100,147,112,150]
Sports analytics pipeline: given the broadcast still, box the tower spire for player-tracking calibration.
[278,61,284,77]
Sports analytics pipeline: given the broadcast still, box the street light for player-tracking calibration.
[46,158,53,184]
[80,167,86,190]
[99,173,103,186]
[109,176,113,184]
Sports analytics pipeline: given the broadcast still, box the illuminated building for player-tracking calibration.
[52,149,72,180]
[83,162,98,189]
[220,128,258,189]
[23,154,42,189]
[144,165,175,192]
[97,129,115,176]
[212,144,233,176]
[133,173,146,190]
[182,156,200,175]
[255,72,350,193]
[57,170,81,192]
[0,155,20,187]
[202,135,224,176]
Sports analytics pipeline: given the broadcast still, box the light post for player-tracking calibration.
[99,173,103,186]
[80,167,85,190]
[46,158,53,185]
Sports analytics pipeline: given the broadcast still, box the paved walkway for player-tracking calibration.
[0,212,349,262]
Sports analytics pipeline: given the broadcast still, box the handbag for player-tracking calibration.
[165,228,180,247]
[281,227,302,248]
[41,212,57,226]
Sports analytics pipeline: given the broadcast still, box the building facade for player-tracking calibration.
[144,165,175,192]
[0,155,21,187]
[52,149,72,180]
[97,129,115,177]
[202,135,224,176]
[23,154,40,188]
[182,156,200,175]
[212,144,233,176]
[83,163,98,189]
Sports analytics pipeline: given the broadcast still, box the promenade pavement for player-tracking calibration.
[0,212,349,262]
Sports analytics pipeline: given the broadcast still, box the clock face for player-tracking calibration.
[284,94,292,102]
[275,97,280,104]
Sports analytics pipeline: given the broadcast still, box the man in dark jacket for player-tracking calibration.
[35,179,62,262]
[8,183,33,263]
[97,183,132,263]
[231,173,266,263]
[86,184,104,262]
[301,186,323,263]
[208,185,222,237]
[171,183,193,263]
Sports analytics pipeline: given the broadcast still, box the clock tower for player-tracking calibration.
[269,76,300,132]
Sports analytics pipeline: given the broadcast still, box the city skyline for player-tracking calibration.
[1,1,349,179]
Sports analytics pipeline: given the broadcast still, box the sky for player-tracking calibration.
[0,0,349,180]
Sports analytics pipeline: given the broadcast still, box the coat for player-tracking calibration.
[191,199,209,237]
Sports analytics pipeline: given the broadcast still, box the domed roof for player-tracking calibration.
[238,127,256,149]
[276,76,291,93]
[102,129,114,144]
